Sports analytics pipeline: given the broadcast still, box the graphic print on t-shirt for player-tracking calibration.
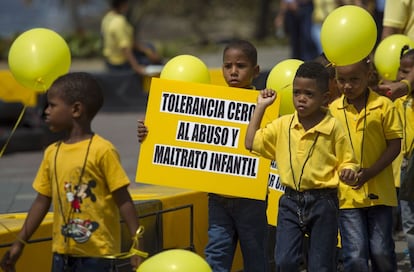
[61,179,99,243]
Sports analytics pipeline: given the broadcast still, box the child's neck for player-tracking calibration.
[64,126,94,144]
[299,110,325,131]
[346,89,369,113]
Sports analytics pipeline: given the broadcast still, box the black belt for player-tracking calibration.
[284,187,337,198]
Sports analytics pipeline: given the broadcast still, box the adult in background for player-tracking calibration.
[378,0,414,100]
[101,0,162,76]
[274,0,319,61]
[382,0,414,40]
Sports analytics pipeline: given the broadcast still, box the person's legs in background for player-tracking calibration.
[205,194,238,272]
[400,200,414,270]
[235,198,269,272]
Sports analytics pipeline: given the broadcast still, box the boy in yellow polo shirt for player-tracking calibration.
[329,58,402,271]
[245,61,359,271]
[394,48,414,269]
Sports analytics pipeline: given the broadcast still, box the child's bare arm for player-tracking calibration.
[112,186,143,270]
[245,89,277,151]
[0,193,51,271]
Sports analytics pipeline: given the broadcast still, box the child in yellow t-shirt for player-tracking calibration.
[394,47,414,269]
[329,58,402,271]
[0,73,145,272]
[246,61,358,271]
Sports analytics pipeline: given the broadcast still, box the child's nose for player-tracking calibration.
[230,66,238,74]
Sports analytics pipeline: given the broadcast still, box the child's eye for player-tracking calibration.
[350,78,361,84]
[305,91,313,98]
[336,78,361,85]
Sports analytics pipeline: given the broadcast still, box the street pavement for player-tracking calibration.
[0,44,412,270]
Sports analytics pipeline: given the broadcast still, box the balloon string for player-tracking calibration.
[65,226,148,259]
[35,80,47,93]
[267,83,292,121]
[280,83,291,90]
[102,226,149,259]
[0,105,27,158]
[0,221,28,245]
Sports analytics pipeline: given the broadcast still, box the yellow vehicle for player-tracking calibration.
[0,185,255,271]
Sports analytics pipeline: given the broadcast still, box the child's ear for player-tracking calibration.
[322,91,330,105]
[253,65,260,79]
[72,101,83,118]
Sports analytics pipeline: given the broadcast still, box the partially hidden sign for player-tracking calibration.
[267,160,285,226]
[136,78,279,200]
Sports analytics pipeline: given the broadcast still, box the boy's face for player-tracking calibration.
[335,62,370,101]
[44,89,74,132]
[222,48,259,88]
[293,77,328,118]
[397,57,414,81]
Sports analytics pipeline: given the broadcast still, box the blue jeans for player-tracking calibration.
[204,194,269,272]
[275,187,339,272]
[51,253,114,272]
[339,206,397,272]
[401,200,414,269]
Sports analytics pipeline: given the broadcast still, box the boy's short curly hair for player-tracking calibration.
[223,39,257,66]
[295,61,330,93]
[111,0,128,9]
[49,72,104,119]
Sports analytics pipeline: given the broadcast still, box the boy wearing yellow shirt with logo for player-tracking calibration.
[245,61,359,271]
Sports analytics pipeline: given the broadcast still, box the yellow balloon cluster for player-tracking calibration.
[160,55,211,84]
[374,34,414,81]
[137,249,212,272]
[321,5,377,66]
[8,28,71,92]
[266,59,303,116]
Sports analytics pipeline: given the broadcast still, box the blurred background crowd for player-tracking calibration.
[0,0,385,61]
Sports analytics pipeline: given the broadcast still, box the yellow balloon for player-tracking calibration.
[266,59,303,116]
[374,34,414,81]
[8,28,71,92]
[137,249,212,272]
[160,55,211,84]
[321,5,377,66]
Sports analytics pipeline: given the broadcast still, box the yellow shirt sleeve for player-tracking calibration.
[383,0,414,38]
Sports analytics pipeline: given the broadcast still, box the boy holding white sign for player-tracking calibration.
[245,61,359,271]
